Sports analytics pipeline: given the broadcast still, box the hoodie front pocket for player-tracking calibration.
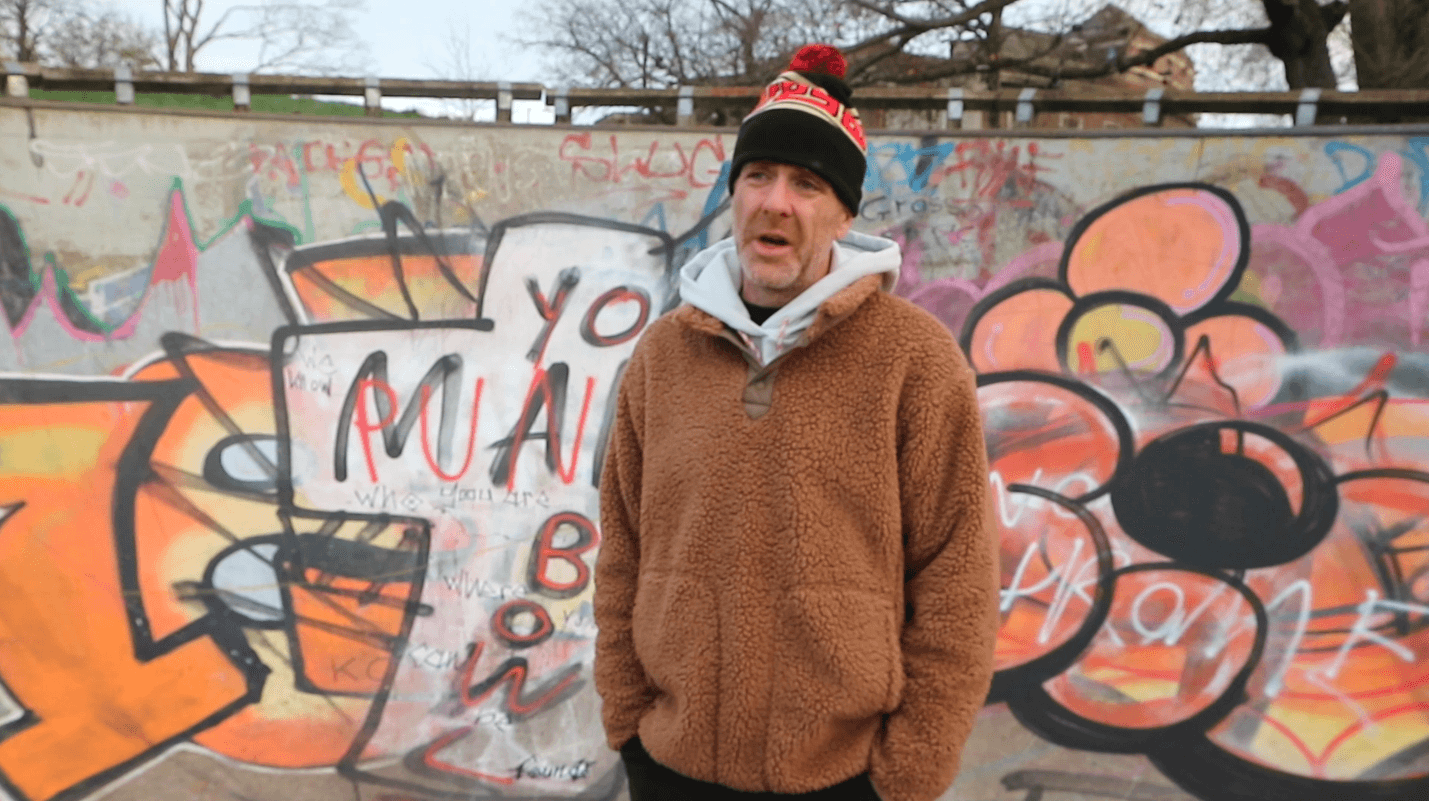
[771,587,900,724]
[630,571,717,706]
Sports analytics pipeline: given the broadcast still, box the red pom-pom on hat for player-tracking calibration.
[788,44,846,78]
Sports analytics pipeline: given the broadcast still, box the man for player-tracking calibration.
[594,44,999,801]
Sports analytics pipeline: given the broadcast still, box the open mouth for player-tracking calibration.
[758,234,790,247]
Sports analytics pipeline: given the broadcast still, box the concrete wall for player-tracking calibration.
[1,102,1427,801]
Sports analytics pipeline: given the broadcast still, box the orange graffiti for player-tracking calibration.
[0,381,253,801]
[287,247,483,323]
[1064,187,1243,316]
[0,342,428,797]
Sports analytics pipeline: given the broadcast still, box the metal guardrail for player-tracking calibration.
[4,62,1427,127]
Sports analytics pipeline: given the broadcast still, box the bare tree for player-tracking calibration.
[1347,0,1429,88]
[522,0,1211,88]
[526,0,1422,94]
[522,0,884,88]
[161,0,370,74]
[49,7,161,68]
[1023,1,1349,125]
[0,0,69,62]
[2,0,159,68]
[424,18,494,120]
[846,0,1348,89]
[1259,0,1344,87]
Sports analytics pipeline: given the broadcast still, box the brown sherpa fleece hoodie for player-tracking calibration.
[594,274,998,801]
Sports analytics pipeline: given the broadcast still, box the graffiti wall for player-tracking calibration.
[0,101,1427,801]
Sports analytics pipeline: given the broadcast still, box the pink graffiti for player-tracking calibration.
[897,240,1064,336]
[7,187,199,343]
[1251,152,1429,348]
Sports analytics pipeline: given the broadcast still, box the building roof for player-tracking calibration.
[858,3,1194,90]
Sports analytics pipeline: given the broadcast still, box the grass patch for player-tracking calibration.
[29,89,424,117]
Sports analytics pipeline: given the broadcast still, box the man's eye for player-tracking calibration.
[795,178,828,194]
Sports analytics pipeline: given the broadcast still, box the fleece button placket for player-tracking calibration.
[742,368,778,419]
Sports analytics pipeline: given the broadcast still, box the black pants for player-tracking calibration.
[620,738,880,801]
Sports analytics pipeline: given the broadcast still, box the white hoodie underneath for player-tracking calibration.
[677,230,903,367]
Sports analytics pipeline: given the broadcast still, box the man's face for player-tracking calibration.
[731,160,854,307]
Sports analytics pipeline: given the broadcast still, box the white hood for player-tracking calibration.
[678,230,902,366]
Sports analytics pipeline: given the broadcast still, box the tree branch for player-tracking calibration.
[846,0,921,27]
[1320,0,1349,30]
[871,26,1275,85]
[1110,25,1275,74]
[843,0,1022,55]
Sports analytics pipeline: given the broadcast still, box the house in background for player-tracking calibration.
[859,4,1197,130]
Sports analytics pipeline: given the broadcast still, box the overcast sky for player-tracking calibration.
[121,0,539,79]
[119,0,551,119]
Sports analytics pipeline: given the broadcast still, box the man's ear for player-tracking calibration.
[836,209,855,239]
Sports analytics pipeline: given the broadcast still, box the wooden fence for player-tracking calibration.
[4,62,1428,128]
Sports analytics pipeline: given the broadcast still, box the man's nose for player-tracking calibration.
[760,176,795,216]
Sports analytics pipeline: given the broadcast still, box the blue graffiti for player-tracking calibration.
[1325,141,1376,195]
[1403,137,1429,212]
[1325,138,1429,212]
[864,141,956,194]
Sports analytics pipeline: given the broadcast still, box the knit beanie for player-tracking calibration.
[729,44,868,216]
